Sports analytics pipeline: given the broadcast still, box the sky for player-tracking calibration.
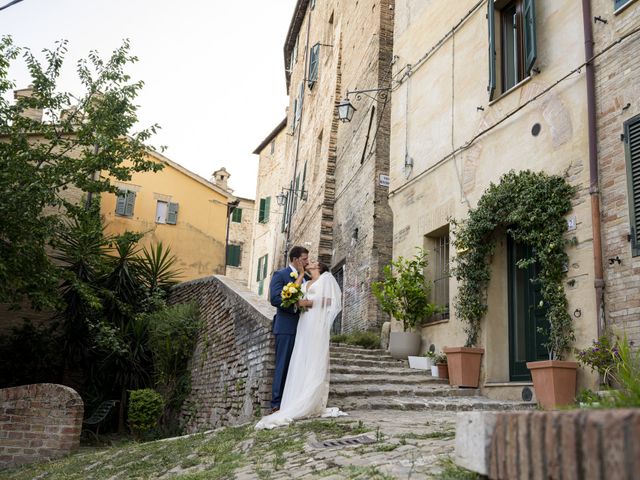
[1,0,296,199]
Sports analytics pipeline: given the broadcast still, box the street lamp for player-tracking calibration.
[337,87,390,123]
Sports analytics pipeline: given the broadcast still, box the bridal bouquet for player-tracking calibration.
[281,282,304,309]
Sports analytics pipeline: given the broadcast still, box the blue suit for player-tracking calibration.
[269,266,300,409]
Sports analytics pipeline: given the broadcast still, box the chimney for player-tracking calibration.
[210,167,232,192]
[14,86,43,123]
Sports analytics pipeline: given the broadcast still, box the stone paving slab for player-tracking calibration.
[329,373,447,385]
[330,365,415,376]
[329,384,478,398]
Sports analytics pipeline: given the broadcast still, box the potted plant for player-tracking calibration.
[451,171,577,398]
[443,345,484,388]
[435,353,449,380]
[372,249,439,359]
[425,350,439,376]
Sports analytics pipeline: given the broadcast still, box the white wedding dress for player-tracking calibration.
[256,272,346,430]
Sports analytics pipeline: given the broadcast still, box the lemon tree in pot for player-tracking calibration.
[373,249,439,359]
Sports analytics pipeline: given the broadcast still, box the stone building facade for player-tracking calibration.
[389,0,601,398]
[592,0,640,346]
[275,0,394,333]
[250,119,288,299]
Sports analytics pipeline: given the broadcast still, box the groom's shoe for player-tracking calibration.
[271,407,280,414]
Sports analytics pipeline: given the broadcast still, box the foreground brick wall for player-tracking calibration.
[488,409,640,480]
[0,383,83,469]
[169,275,275,432]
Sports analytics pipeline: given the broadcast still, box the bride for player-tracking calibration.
[256,261,345,430]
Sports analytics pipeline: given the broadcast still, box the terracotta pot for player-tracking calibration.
[443,346,484,388]
[436,363,449,379]
[527,360,579,410]
[388,331,421,359]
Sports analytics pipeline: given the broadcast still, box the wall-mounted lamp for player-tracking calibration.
[337,86,390,123]
[403,154,413,179]
[276,187,307,206]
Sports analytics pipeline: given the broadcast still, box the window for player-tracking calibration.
[624,114,640,257]
[301,161,308,201]
[256,254,268,295]
[258,197,271,223]
[425,228,450,322]
[308,43,320,88]
[226,244,241,267]
[290,34,299,70]
[488,0,537,99]
[115,189,136,217]
[310,0,316,10]
[270,139,276,155]
[231,207,243,223]
[155,200,178,224]
[615,0,632,10]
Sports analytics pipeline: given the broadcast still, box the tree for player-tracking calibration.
[0,36,162,310]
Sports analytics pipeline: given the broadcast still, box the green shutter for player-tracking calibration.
[263,254,268,280]
[258,279,264,296]
[257,256,263,281]
[166,202,179,225]
[226,245,241,267]
[615,0,630,10]
[523,0,537,76]
[624,115,640,257]
[115,190,127,215]
[231,207,242,223]
[308,43,320,88]
[295,82,304,127]
[124,191,136,217]
[258,198,266,223]
[487,0,496,100]
[264,197,271,222]
[281,193,289,233]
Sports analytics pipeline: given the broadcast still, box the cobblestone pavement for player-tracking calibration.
[233,409,459,479]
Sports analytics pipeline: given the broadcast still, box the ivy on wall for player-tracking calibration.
[451,170,576,359]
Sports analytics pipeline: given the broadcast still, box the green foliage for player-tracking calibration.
[451,170,576,356]
[331,331,380,349]
[145,302,200,434]
[0,35,161,310]
[605,334,640,408]
[372,249,439,331]
[128,388,164,440]
[575,334,621,385]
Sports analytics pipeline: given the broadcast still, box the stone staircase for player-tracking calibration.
[328,344,536,412]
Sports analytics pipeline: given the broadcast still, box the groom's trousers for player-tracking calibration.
[272,333,296,409]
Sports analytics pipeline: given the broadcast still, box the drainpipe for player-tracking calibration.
[582,0,605,337]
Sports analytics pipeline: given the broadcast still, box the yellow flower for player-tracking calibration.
[290,271,298,279]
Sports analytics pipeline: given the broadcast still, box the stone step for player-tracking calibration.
[329,384,478,398]
[329,373,447,385]
[329,344,387,355]
[331,396,537,412]
[329,358,407,368]
[330,365,417,376]
[330,351,396,362]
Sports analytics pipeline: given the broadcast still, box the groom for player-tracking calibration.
[268,246,309,412]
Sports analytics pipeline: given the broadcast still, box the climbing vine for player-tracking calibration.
[451,170,576,359]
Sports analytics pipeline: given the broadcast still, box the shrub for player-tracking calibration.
[575,334,620,385]
[606,335,640,408]
[331,331,380,349]
[128,388,164,440]
[145,302,200,434]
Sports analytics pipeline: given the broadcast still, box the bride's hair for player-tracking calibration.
[318,262,329,274]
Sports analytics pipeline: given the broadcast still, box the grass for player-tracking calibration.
[432,457,482,479]
[331,331,381,349]
[399,429,456,441]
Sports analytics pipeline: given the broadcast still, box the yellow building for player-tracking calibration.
[101,151,234,281]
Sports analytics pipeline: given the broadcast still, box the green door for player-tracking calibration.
[507,237,548,381]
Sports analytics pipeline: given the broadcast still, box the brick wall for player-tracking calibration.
[0,383,83,469]
[169,275,275,432]
[593,0,640,345]
[487,409,640,480]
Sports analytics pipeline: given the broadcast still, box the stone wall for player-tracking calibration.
[460,409,640,480]
[593,0,640,346]
[0,383,83,469]
[169,275,275,432]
